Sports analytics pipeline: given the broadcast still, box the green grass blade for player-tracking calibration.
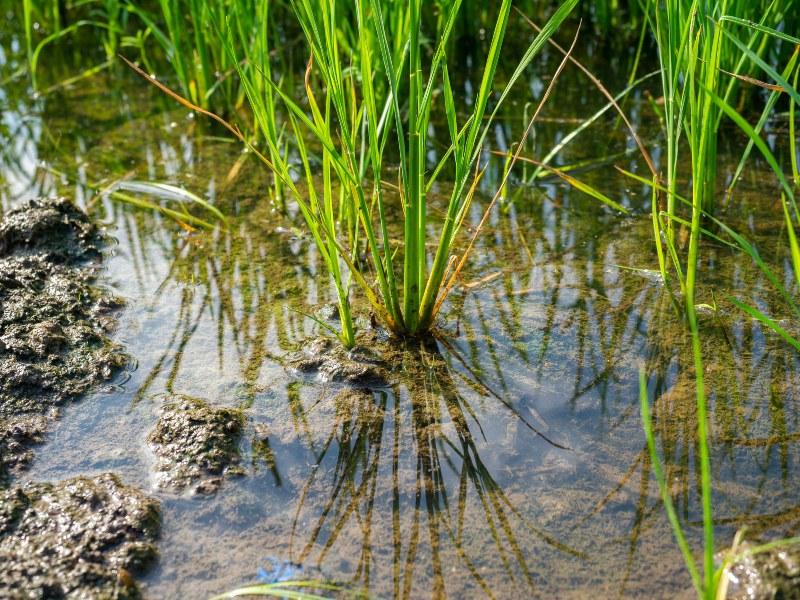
[717,16,800,45]
[783,193,800,289]
[705,87,797,218]
[728,297,800,352]
[115,181,227,223]
[639,370,704,596]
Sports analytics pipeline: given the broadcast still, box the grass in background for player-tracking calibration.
[23,0,128,88]
[644,0,796,296]
[127,0,242,112]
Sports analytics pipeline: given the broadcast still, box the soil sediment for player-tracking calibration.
[148,395,244,494]
[0,473,160,600]
[0,198,127,482]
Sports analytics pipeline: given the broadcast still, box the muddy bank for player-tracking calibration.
[290,336,391,386]
[0,198,127,482]
[0,473,160,599]
[148,395,244,494]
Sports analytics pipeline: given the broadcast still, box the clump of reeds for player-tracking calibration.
[215,0,578,346]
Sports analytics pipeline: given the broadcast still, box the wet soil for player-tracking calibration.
[0,198,127,482]
[289,335,392,386]
[148,395,244,494]
[0,473,160,600]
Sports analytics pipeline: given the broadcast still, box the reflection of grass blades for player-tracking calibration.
[286,346,581,597]
[641,371,800,599]
[211,580,344,600]
[639,369,703,595]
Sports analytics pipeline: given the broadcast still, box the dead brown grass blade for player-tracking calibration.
[515,8,658,179]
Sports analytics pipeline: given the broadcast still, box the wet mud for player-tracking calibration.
[289,335,392,386]
[148,395,244,494]
[723,541,800,600]
[0,198,127,482]
[0,473,160,600]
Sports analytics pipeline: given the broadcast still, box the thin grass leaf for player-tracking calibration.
[705,87,798,218]
[728,297,800,352]
[717,16,800,45]
[113,181,227,223]
[503,155,629,213]
[639,369,703,596]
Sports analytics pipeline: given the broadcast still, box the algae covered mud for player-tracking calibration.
[2,3,800,599]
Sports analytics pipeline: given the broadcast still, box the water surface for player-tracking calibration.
[2,11,799,599]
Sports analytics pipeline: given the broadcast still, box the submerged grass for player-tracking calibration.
[211,580,347,599]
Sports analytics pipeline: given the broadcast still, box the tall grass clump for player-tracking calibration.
[217,0,579,346]
[644,0,797,299]
[637,11,800,597]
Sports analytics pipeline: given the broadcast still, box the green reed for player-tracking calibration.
[250,0,577,345]
[641,355,800,600]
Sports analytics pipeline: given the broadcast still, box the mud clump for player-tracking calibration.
[148,395,244,494]
[0,473,160,599]
[722,541,800,600]
[0,198,127,482]
[0,196,101,261]
[289,336,391,386]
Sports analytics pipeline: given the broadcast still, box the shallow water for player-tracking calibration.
[2,10,800,599]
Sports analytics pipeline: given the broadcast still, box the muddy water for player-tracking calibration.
[2,12,800,600]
